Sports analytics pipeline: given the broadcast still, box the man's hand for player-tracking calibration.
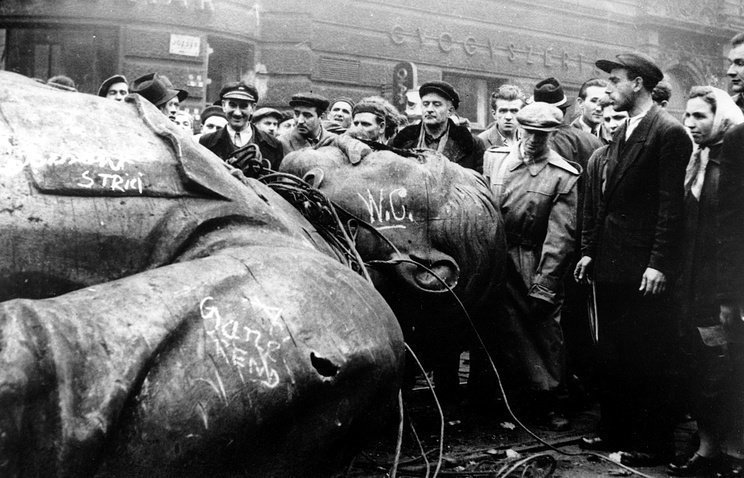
[639,267,666,296]
[574,256,593,284]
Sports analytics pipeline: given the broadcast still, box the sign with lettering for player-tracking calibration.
[169,34,201,57]
[392,62,417,114]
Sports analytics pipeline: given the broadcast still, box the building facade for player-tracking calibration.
[1,0,742,125]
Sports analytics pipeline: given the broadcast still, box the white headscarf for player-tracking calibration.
[685,87,744,199]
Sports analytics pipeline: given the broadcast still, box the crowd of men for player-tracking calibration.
[45,31,744,477]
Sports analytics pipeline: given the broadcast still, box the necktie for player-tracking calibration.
[234,132,241,147]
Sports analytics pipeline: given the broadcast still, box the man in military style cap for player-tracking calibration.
[575,52,691,466]
[279,92,338,154]
[485,102,580,431]
[391,80,484,173]
[199,81,284,171]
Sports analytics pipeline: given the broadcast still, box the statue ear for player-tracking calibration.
[302,168,324,188]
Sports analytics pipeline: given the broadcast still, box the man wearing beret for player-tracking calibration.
[279,92,338,153]
[98,74,129,102]
[199,81,284,171]
[391,80,484,173]
[487,102,580,432]
[574,52,692,466]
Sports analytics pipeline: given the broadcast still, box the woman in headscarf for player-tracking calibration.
[667,86,744,477]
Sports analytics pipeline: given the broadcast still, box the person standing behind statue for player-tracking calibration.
[279,92,338,153]
[391,81,484,173]
[663,87,744,477]
[98,75,128,102]
[478,84,525,149]
[199,81,284,171]
[488,102,580,431]
[130,73,187,123]
[571,78,609,141]
[574,52,691,466]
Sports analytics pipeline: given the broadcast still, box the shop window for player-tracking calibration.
[1,26,117,94]
[442,73,507,130]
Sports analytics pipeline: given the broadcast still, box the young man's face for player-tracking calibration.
[602,105,628,135]
[160,97,180,122]
[727,43,744,94]
[254,117,279,136]
[222,98,255,131]
[578,86,606,127]
[294,106,321,137]
[330,101,353,128]
[106,82,129,102]
[492,99,523,134]
[420,93,452,128]
[606,68,637,113]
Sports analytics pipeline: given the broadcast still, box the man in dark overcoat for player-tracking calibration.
[575,52,692,466]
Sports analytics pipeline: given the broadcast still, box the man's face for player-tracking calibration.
[222,98,254,131]
[160,97,180,122]
[202,116,227,135]
[294,105,321,137]
[727,44,744,93]
[255,117,278,136]
[174,113,192,132]
[683,96,715,145]
[330,101,353,128]
[520,129,550,158]
[578,86,605,127]
[602,105,629,135]
[606,68,637,112]
[421,93,452,127]
[349,112,384,141]
[492,99,523,134]
[106,82,128,102]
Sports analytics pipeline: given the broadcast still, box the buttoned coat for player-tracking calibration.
[584,104,691,284]
[391,118,485,174]
[199,124,285,170]
[488,145,580,304]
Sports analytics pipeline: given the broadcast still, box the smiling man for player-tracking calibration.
[728,33,744,114]
[391,80,484,173]
[199,81,284,170]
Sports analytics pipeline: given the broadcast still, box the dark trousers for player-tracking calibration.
[595,283,680,454]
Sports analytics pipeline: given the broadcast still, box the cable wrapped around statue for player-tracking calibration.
[0,71,404,478]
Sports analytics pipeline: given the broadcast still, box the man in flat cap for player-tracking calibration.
[199,81,284,171]
[575,52,691,466]
[391,80,484,173]
[98,74,128,102]
[195,105,227,140]
[485,102,579,431]
[252,107,282,137]
[279,92,338,153]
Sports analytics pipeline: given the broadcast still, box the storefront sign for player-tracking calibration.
[169,34,201,57]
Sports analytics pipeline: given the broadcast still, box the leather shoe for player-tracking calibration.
[667,453,720,476]
[579,436,618,451]
[619,450,670,467]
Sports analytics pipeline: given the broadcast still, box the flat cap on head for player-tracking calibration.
[419,81,460,109]
[289,92,331,112]
[332,96,356,109]
[595,52,664,89]
[252,107,282,123]
[220,82,258,103]
[533,77,567,108]
[200,105,226,124]
[516,102,564,132]
[98,74,127,97]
